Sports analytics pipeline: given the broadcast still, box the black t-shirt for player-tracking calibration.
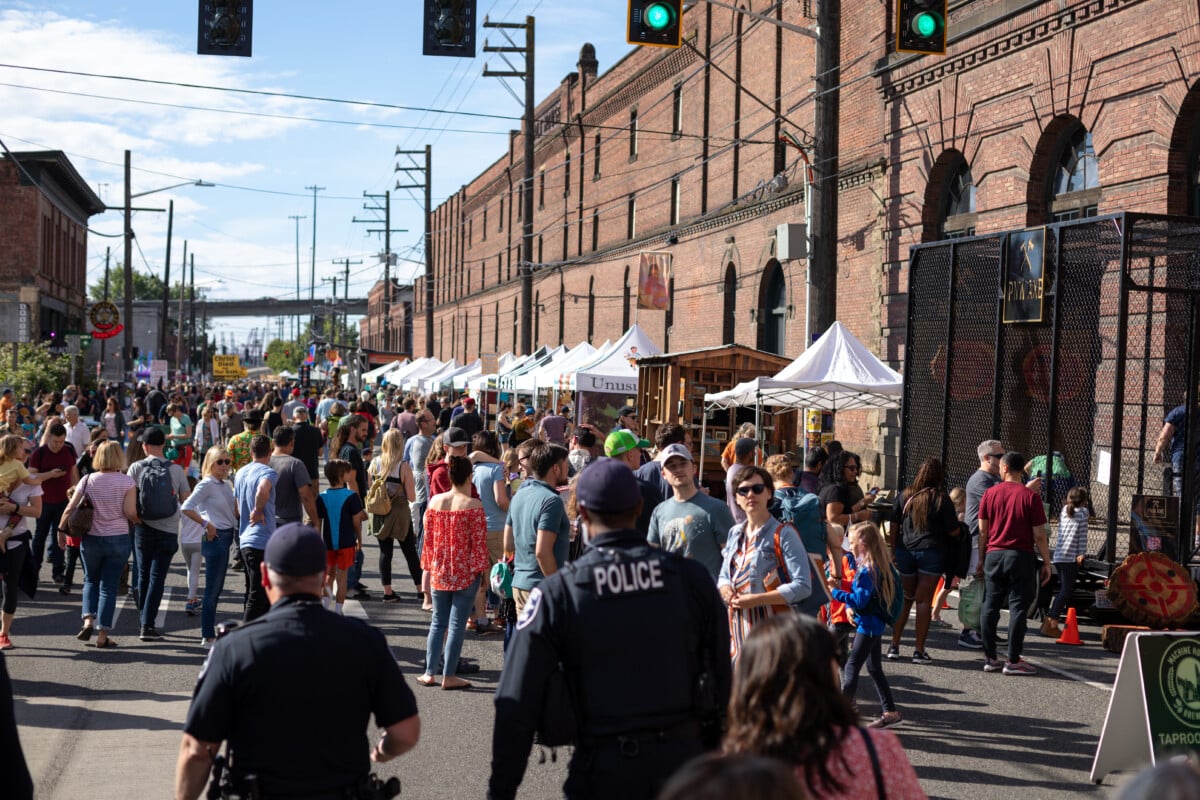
[183,595,417,795]
[819,481,864,521]
[891,490,960,552]
[291,423,323,482]
[339,442,368,500]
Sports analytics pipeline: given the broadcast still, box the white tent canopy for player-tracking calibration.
[382,357,439,387]
[561,324,661,394]
[498,346,561,392]
[410,359,458,392]
[425,359,480,393]
[513,343,600,394]
[362,358,408,386]
[466,352,519,393]
[400,358,451,390]
[704,321,903,411]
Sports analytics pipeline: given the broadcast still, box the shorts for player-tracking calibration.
[894,544,946,578]
[326,547,355,571]
[486,530,504,566]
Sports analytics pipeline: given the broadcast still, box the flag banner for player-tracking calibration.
[637,251,672,311]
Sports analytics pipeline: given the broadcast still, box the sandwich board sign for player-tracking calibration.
[1091,632,1200,782]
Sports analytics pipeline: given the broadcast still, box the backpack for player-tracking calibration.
[865,563,905,625]
[774,487,826,555]
[138,457,179,521]
[365,468,392,516]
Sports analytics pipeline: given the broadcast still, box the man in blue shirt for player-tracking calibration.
[503,441,570,614]
[234,434,278,622]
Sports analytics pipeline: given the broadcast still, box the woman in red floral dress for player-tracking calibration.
[419,454,490,690]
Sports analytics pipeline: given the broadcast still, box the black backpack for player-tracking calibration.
[138,457,179,521]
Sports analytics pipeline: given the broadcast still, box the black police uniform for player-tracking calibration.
[489,528,730,800]
[184,594,418,797]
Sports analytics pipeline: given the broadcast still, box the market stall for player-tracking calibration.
[559,324,661,432]
[362,358,408,387]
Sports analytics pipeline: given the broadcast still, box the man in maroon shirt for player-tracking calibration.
[976,452,1052,676]
[29,423,78,583]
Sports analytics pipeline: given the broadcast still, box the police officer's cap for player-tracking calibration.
[265,523,327,577]
[576,457,640,514]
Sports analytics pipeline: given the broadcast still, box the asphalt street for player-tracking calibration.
[6,540,1141,800]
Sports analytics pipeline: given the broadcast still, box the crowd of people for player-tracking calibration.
[0,379,1122,799]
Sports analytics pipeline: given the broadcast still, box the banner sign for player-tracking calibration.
[1003,227,1046,324]
[1091,632,1200,782]
[637,251,672,311]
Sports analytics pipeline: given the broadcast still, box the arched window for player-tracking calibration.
[1049,126,1100,221]
[477,306,483,357]
[623,266,631,330]
[758,260,787,355]
[587,277,596,343]
[512,297,519,353]
[494,302,500,352]
[534,291,541,345]
[943,162,977,239]
[722,263,737,345]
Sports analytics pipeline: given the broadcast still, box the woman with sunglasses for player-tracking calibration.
[181,447,238,645]
[718,465,813,663]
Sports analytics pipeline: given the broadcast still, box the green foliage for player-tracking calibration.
[265,338,303,375]
[0,342,73,397]
[88,267,203,302]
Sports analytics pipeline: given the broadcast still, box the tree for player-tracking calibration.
[0,343,73,397]
[265,338,302,375]
[88,268,207,302]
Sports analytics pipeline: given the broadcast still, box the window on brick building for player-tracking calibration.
[592,210,600,251]
[587,277,596,343]
[627,195,637,239]
[558,276,566,344]
[759,260,787,356]
[670,177,681,226]
[564,152,571,197]
[534,291,541,345]
[478,307,483,356]
[494,302,500,351]
[943,162,976,239]
[629,110,639,160]
[594,132,602,179]
[1050,127,1100,222]
[672,85,683,138]
[623,266,632,330]
[499,196,505,231]
[539,170,545,210]
[513,297,519,352]
[482,206,488,241]
[722,263,737,345]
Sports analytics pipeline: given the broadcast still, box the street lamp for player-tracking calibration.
[120,148,212,404]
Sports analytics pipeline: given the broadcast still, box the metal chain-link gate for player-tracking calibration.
[901,213,1200,566]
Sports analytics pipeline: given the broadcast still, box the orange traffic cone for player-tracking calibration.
[1056,607,1083,646]
[936,576,951,609]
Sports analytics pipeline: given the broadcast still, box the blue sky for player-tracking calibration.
[0,1,633,350]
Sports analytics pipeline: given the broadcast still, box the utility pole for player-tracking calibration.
[329,258,361,342]
[175,243,187,375]
[396,147,432,357]
[483,15,535,355]
[159,200,173,363]
[809,0,841,339]
[123,150,133,401]
[354,191,406,352]
[99,247,110,379]
[188,255,196,375]
[289,214,306,340]
[305,185,325,337]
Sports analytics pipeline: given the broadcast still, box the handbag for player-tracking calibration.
[772,523,832,616]
[65,475,95,537]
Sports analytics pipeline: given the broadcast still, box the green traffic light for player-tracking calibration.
[644,2,674,30]
[911,10,941,38]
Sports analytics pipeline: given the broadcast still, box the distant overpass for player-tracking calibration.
[129,297,369,316]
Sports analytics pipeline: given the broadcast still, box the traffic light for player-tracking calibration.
[627,0,682,48]
[197,0,253,57]
[896,0,946,55]
[423,0,476,58]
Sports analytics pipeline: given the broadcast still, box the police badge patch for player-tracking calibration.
[516,588,543,630]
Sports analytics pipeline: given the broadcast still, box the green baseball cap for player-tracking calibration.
[605,429,651,457]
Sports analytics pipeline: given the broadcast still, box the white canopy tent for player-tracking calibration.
[512,344,596,395]
[400,358,452,391]
[498,346,562,392]
[559,324,661,394]
[467,351,525,393]
[382,357,440,387]
[362,358,408,386]
[424,359,480,393]
[700,321,903,474]
[447,361,484,393]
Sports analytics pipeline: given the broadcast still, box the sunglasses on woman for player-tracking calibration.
[735,483,768,496]
[215,459,232,466]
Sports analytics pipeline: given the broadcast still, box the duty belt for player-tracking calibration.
[581,719,702,757]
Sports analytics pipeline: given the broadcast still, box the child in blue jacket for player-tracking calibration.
[828,521,903,729]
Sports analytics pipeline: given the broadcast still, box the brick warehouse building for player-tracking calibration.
[0,151,104,342]
[416,0,1200,479]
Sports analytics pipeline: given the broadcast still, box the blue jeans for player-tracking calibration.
[201,528,235,639]
[134,525,179,628]
[425,577,479,678]
[347,546,365,589]
[81,534,132,630]
[33,500,67,579]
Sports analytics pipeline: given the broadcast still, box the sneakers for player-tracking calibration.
[381,593,401,604]
[0,633,13,650]
[911,649,933,664]
[983,657,1004,672]
[929,618,953,629]
[185,599,201,617]
[868,710,904,729]
[1003,659,1038,676]
[885,645,901,660]
[958,629,984,649]
[139,625,164,642]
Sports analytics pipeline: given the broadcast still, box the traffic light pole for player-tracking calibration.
[354,191,407,352]
[483,15,534,355]
[397,146,433,357]
[809,0,840,340]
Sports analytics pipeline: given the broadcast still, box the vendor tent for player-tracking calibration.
[561,324,660,394]
[498,346,561,392]
[511,344,592,394]
[466,352,520,393]
[448,361,484,392]
[426,359,480,393]
[362,358,407,386]
[382,357,439,387]
[400,358,451,390]
[703,321,902,411]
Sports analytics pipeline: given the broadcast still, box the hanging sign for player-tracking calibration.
[1003,227,1046,324]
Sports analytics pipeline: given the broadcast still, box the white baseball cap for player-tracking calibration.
[657,443,693,463]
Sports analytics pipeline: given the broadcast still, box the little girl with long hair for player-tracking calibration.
[1043,486,1089,638]
[828,521,903,729]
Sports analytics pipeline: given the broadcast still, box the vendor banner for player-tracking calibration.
[637,251,672,311]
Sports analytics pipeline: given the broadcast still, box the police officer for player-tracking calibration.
[489,458,730,800]
[174,524,421,800]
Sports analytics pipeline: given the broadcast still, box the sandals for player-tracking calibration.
[76,625,94,642]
